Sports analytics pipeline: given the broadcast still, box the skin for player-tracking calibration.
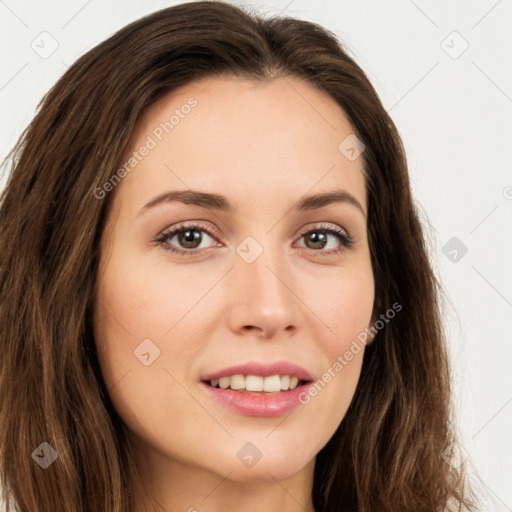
[93,75,375,512]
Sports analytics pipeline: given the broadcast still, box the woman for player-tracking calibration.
[0,1,477,511]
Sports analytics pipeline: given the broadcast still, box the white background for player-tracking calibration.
[1,1,511,510]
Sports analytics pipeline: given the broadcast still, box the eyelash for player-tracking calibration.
[153,222,354,257]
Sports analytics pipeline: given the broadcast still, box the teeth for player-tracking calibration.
[230,374,245,390]
[207,374,304,393]
[263,375,281,392]
[219,377,230,389]
[246,375,263,392]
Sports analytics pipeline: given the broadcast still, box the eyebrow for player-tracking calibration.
[138,189,365,217]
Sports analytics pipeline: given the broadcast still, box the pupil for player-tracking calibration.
[308,231,326,249]
[179,229,201,248]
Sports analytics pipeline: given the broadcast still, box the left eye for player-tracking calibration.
[297,228,351,252]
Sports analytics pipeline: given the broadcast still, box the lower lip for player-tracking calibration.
[199,381,313,417]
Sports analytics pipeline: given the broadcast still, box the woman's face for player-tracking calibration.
[93,75,374,487]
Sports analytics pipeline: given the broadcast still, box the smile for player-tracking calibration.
[205,374,307,394]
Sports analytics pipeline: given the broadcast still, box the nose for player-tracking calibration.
[225,239,303,339]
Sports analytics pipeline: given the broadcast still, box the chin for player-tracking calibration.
[210,450,314,484]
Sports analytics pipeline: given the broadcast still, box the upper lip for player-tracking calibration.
[200,361,314,382]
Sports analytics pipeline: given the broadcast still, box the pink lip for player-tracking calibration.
[200,361,314,382]
[199,381,314,417]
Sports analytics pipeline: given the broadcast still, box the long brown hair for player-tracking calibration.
[0,1,477,510]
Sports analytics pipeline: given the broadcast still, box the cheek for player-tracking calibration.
[289,260,373,437]
[91,264,204,447]
[94,246,215,345]
[92,249,217,411]
[310,262,375,351]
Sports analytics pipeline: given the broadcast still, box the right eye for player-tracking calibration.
[153,222,222,255]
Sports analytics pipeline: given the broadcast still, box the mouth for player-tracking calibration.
[198,361,315,416]
[202,374,312,394]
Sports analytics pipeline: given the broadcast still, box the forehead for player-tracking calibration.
[115,74,367,216]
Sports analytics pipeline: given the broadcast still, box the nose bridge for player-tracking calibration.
[229,232,301,335]
[237,232,287,298]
